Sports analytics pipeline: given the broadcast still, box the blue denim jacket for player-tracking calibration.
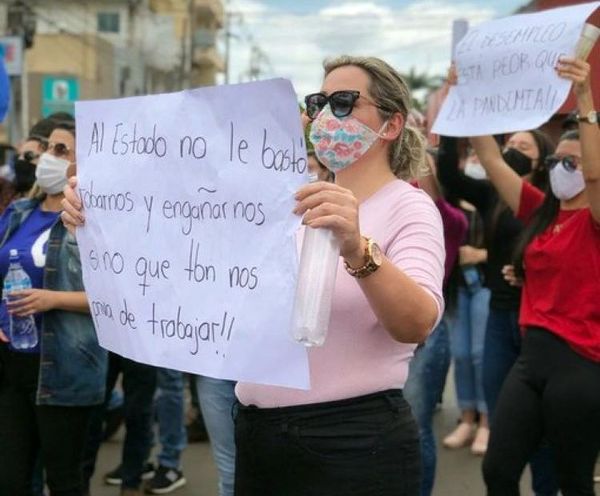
[0,198,107,405]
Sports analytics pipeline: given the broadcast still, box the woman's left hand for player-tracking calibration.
[555,56,591,97]
[294,181,363,261]
[7,289,58,317]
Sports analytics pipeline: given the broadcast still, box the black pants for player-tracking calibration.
[82,352,157,491]
[235,389,421,496]
[483,328,600,496]
[0,346,93,496]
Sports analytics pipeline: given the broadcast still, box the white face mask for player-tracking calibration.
[464,160,487,180]
[549,161,585,201]
[35,153,70,195]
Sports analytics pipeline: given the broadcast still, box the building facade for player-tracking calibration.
[1,0,224,141]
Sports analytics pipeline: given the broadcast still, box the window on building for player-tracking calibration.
[97,12,120,33]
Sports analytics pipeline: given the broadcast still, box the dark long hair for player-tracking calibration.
[488,128,554,243]
[527,128,555,191]
[512,130,579,278]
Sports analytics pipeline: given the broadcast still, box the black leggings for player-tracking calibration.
[0,347,93,496]
[235,389,421,496]
[483,328,600,496]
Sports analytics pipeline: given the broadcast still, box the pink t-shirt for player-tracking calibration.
[236,180,445,407]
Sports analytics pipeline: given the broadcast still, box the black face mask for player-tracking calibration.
[502,148,533,177]
[13,159,37,193]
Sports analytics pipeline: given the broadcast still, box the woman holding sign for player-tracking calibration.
[234,56,445,494]
[61,56,445,495]
[0,121,107,496]
[469,57,600,495]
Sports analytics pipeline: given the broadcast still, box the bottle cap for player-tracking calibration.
[575,23,600,60]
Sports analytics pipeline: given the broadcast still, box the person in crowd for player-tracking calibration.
[234,55,444,495]
[62,55,445,496]
[185,375,209,443]
[82,355,157,496]
[194,375,237,496]
[0,116,61,214]
[0,121,107,496]
[469,56,600,496]
[404,146,468,496]
[437,93,558,492]
[143,369,188,494]
[441,167,490,455]
[0,142,16,180]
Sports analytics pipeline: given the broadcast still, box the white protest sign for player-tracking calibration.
[75,79,311,389]
[432,2,600,137]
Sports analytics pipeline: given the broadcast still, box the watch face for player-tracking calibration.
[371,242,383,266]
[590,111,598,124]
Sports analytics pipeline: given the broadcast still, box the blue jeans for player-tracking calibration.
[196,376,236,496]
[450,273,490,414]
[404,318,451,496]
[483,308,558,496]
[156,368,187,469]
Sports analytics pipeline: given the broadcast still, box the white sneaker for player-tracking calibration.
[443,422,475,449]
[471,426,489,455]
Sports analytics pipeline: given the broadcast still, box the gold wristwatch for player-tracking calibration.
[344,237,383,279]
[577,110,598,125]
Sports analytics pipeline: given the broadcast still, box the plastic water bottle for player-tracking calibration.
[3,249,38,350]
[291,174,340,347]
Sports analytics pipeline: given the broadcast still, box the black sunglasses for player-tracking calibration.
[20,151,40,162]
[544,155,579,172]
[304,90,387,120]
[47,142,71,158]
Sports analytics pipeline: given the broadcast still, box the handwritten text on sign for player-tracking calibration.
[432,2,600,137]
[75,79,310,389]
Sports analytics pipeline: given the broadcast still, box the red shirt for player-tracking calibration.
[518,182,600,362]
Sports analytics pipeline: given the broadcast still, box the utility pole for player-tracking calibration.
[224,10,231,84]
[0,3,8,35]
[4,0,29,143]
[179,0,194,89]
[223,5,241,85]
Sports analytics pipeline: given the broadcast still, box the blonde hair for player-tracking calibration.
[27,184,46,201]
[323,55,427,180]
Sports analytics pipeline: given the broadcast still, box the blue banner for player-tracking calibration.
[0,58,10,122]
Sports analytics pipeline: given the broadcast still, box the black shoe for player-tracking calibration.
[142,463,156,481]
[104,463,155,486]
[145,466,187,494]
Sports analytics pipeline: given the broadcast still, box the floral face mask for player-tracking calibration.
[309,105,388,173]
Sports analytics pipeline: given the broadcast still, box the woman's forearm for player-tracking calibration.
[577,88,600,222]
[54,291,90,314]
[354,259,439,344]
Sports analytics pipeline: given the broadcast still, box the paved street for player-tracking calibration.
[91,375,598,496]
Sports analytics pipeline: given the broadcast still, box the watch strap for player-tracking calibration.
[344,237,380,279]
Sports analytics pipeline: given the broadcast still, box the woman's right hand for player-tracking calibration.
[0,328,8,343]
[60,177,84,235]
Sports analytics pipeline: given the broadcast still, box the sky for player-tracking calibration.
[224,0,530,97]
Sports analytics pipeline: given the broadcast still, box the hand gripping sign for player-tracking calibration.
[433,2,600,137]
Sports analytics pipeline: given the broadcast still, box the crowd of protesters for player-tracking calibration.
[0,49,597,496]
